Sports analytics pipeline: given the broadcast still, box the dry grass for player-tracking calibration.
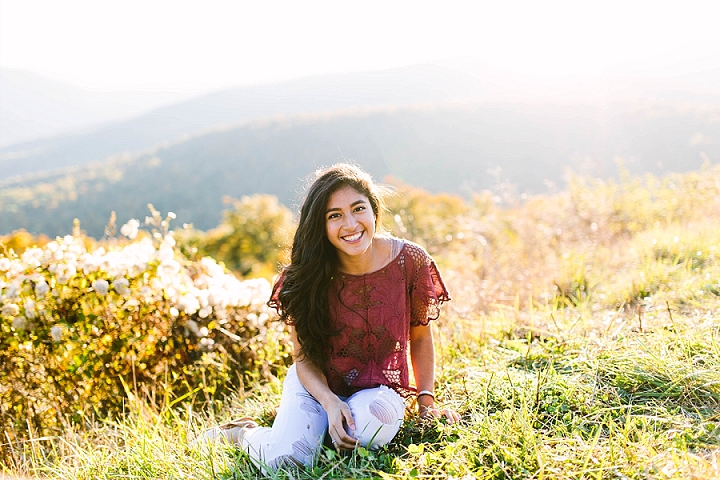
[3,165,720,478]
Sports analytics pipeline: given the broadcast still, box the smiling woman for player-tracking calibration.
[193,163,459,470]
[324,186,379,273]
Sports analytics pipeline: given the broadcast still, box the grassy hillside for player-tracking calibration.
[2,101,718,238]
[3,166,719,479]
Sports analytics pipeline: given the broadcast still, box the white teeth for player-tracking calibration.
[343,232,362,242]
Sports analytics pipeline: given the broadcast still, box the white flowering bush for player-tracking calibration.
[0,211,291,442]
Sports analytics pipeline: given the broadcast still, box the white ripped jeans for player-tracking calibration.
[240,363,405,469]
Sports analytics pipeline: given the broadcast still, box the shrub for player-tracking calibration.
[384,180,468,256]
[177,194,293,278]
[0,229,51,254]
[0,211,292,450]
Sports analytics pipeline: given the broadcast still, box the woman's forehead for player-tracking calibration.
[326,185,369,208]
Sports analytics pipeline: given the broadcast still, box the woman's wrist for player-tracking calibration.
[417,389,436,412]
[417,389,434,399]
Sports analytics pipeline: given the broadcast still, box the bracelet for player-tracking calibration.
[417,390,434,399]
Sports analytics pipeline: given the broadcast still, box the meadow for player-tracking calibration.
[1,164,719,479]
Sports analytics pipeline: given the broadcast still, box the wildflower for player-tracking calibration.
[12,316,28,330]
[200,257,225,277]
[113,278,131,296]
[55,263,77,284]
[184,320,199,336]
[67,240,85,257]
[0,258,10,272]
[63,251,79,267]
[124,298,140,310]
[120,219,140,239]
[92,279,110,296]
[158,259,181,282]
[177,293,200,315]
[157,246,174,263]
[246,313,259,326]
[24,299,37,319]
[2,303,20,317]
[4,283,20,301]
[80,253,99,274]
[50,325,64,342]
[21,248,43,268]
[139,285,154,302]
[35,281,50,297]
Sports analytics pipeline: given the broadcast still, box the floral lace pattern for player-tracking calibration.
[271,240,450,397]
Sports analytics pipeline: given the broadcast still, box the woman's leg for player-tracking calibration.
[241,364,329,469]
[346,386,405,450]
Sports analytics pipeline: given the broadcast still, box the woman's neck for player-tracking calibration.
[337,236,392,275]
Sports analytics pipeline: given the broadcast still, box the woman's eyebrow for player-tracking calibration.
[326,199,367,213]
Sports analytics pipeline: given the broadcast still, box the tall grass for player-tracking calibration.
[3,165,720,478]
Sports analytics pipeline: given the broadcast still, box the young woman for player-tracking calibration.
[196,163,459,469]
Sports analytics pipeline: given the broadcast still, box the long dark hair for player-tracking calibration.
[276,163,385,368]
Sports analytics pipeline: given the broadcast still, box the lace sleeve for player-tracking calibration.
[267,270,286,316]
[406,243,451,327]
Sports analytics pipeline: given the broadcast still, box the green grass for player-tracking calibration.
[6,295,718,479]
[3,166,720,478]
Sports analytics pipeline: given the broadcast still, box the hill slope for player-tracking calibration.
[0,64,484,180]
[1,101,717,238]
[0,68,192,147]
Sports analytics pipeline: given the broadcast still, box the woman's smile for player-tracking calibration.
[342,231,363,242]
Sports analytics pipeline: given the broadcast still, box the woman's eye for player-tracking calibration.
[328,213,340,220]
[354,206,366,212]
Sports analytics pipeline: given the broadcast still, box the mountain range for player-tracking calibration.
[1,63,718,238]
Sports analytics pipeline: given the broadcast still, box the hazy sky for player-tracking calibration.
[1,0,719,94]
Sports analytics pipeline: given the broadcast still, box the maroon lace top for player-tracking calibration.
[270,240,450,397]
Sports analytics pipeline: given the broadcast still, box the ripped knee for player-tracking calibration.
[267,454,304,469]
[369,397,399,425]
[266,439,315,469]
[296,391,323,417]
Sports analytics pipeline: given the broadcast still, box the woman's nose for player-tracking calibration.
[343,213,358,228]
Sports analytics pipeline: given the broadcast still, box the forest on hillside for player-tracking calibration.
[1,101,718,238]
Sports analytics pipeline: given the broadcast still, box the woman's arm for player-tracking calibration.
[409,324,460,423]
[290,327,358,449]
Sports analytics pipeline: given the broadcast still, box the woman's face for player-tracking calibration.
[325,185,376,260]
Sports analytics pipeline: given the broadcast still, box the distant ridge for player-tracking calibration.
[0,64,485,181]
[0,68,192,147]
[2,63,719,237]
[1,100,717,238]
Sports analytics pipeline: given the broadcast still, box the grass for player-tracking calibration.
[11,300,717,479]
[3,165,720,478]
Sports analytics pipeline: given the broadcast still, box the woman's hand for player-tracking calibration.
[291,328,358,450]
[419,403,461,424]
[410,325,460,424]
[324,396,358,450]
